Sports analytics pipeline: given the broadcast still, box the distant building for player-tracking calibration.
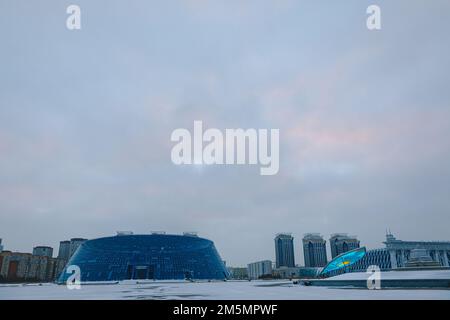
[303,233,327,268]
[183,232,198,237]
[0,251,61,283]
[403,248,442,269]
[57,240,71,261]
[227,267,248,280]
[116,231,134,236]
[58,234,229,282]
[55,238,88,281]
[33,246,53,258]
[247,260,272,280]
[0,239,3,252]
[274,233,295,268]
[348,248,392,273]
[329,234,360,259]
[273,266,321,279]
[56,237,88,262]
[69,238,87,258]
[384,233,450,268]
[273,267,300,279]
[298,267,322,278]
[54,259,67,280]
[335,233,450,275]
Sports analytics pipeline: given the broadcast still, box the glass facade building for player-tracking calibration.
[57,241,71,261]
[323,248,392,277]
[58,234,229,282]
[329,234,360,259]
[274,233,295,268]
[302,233,328,268]
[347,248,392,272]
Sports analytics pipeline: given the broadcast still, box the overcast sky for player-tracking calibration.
[1,1,450,266]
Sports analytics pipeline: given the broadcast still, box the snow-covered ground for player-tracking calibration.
[0,279,449,300]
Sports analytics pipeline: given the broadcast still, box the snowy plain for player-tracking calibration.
[0,278,449,300]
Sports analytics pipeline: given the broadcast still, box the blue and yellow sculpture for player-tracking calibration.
[320,247,366,276]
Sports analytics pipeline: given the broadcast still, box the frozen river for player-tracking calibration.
[0,279,449,300]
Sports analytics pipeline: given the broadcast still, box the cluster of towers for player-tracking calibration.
[274,233,360,268]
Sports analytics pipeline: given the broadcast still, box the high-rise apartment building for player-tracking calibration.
[303,233,327,267]
[56,238,88,262]
[32,246,53,258]
[57,238,87,264]
[57,240,71,261]
[329,233,360,258]
[274,233,295,268]
[69,238,87,258]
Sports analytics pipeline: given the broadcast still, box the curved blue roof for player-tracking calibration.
[320,247,367,275]
[58,234,228,282]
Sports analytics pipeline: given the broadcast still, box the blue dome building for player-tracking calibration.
[58,233,229,282]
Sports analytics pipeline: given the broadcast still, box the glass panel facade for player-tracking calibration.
[58,234,229,282]
[320,247,366,275]
[349,248,392,272]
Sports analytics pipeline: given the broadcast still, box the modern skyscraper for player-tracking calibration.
[57,238,88,262]
[303,233,327,268]
[329,233,360,258]
[57,240,71,261]
[0,239,3,252]
[69,238,87,258]
[274,233,295,268]
[32,246,53,258]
